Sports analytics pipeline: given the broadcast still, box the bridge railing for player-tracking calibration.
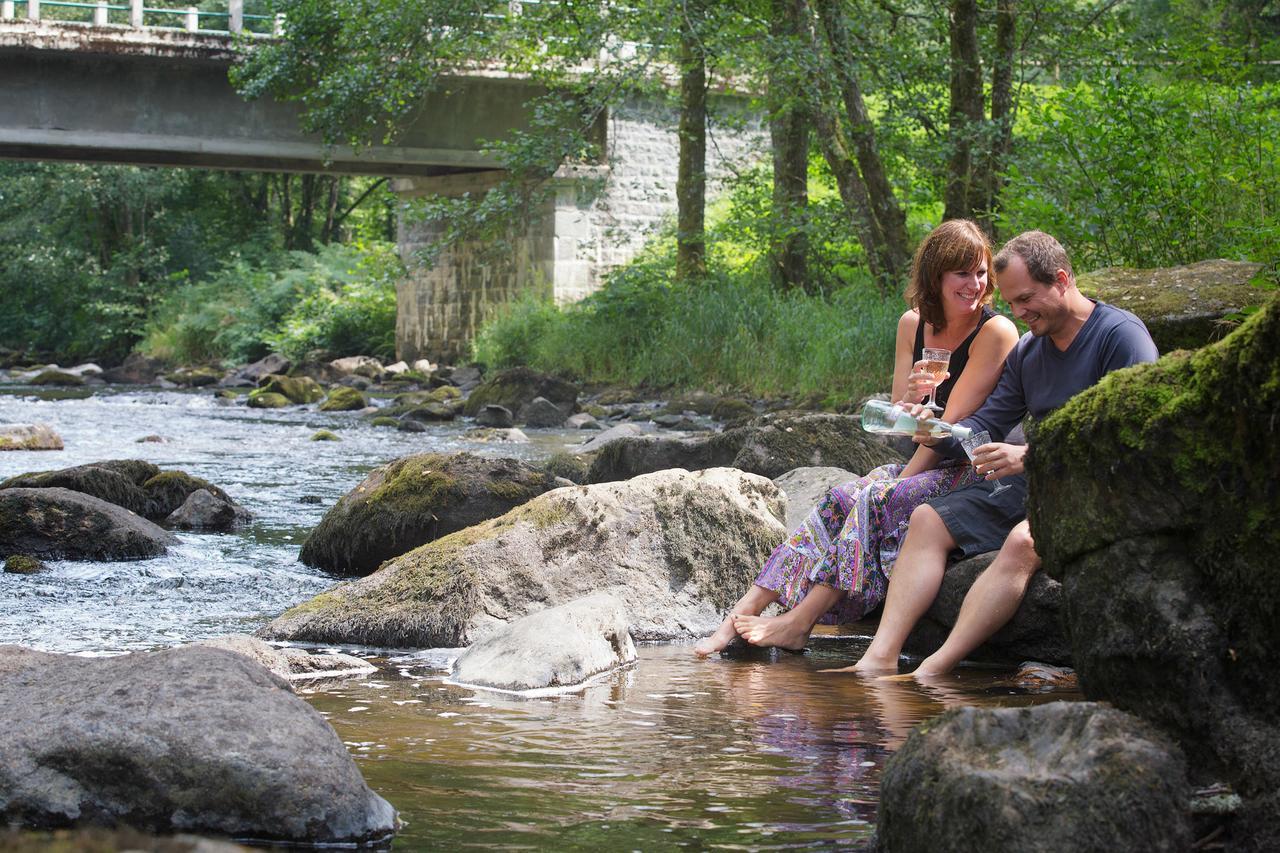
[0,0,279,35]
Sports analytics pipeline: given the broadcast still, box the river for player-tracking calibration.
[0,385,1077,849]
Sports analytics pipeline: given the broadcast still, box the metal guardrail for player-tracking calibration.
[0,0,280,35]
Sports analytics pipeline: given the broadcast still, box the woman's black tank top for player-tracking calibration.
[912,305,996,410]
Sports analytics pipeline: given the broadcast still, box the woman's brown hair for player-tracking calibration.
[903,219,994,332]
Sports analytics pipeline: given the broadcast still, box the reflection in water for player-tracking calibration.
[306,645,1077,849]
[0,387,1080,847]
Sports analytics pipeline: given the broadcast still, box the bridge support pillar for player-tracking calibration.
[392,167,606,364]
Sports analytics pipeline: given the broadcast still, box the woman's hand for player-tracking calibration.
[905,359,949,405]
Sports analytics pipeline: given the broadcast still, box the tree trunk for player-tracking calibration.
[978,0,1017,236]
[769,0,809,291]
[944,0,985,221]
[323,176,341,244]
[812,0,910,284]
[675,3,707,283]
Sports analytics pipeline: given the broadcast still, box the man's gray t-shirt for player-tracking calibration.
[943,299,1160,454]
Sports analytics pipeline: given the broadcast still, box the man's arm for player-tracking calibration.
[928,336,1031,459]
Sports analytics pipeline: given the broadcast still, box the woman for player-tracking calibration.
[695,219,1018,656]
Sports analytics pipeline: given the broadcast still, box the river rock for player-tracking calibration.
[165,489,237,531]
[902,551,1070,666]
[195,635,376,683]
[541,451,589,484]
[475,405,516,428]
[64,363,103,377]
[262,467,787,648]
[317,386,366,412]
[574,422,649,454]
[0,424,63,451]
[771,466,859,532]
[403,401,459,422]
[449,593,637,691]
[298,452,559,575]
[253,374,325,405]
[464,427,529,444]
[1027,292,1280,841]
[711,398,757,423]
[662,390,720,416]
[329,355,383,378]
[0,645,397,844]
[246,391,290,409]
[462,367,578,418]
[450,365,484,393]
[588,413,904,483]
[101,352,163,384]
[396,418,427,433]
[163,367,222,388]
[878,701,1190,853]
[0,487,174,560]
[520,396,567,428]
[3,555,45,574]
[565,413,601,430]
[223,353,291,387]
[28,369,84,387]
[1078,259,1268,352]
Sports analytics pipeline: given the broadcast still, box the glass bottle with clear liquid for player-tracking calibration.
[859,399,973,441]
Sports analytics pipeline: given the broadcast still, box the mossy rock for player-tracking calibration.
[710,398,757,424]
[426,385,462,403]
[1078,259,1271,352]
[541,451,590,484]
[662,391,721,416]
[246,391,290,409]
[29,370,84,387]
[582,404,610,419]
[311,430,341,442]
[141,471,239,520]
[462,367,579,417]
[318,387,367,412]
[369,417,400,428]
[0,487,174,560]
[1027,291,1280,814]
[163,366,222,387]
[4,554,46,574]
[0,461,159,517]
[0,424,63,451]
[255,373,325,404]
[298,452,559,576]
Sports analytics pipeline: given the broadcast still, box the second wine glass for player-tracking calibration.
[960,430,1011,497]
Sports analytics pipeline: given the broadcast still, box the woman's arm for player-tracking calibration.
[899,315,1019,478]
[890,309,920,405]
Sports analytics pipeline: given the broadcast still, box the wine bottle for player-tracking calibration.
[859,399,973,441]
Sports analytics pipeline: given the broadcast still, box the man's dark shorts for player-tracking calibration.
[927,474,1027,558]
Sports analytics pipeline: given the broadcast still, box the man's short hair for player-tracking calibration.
[994,231,1073,286]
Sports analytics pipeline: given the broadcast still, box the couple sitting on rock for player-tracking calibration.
[695,222,1160,676]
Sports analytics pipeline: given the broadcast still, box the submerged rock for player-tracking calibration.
[0,488,174,560]
[450,593,637,691]
[1028,292,1280,841]
[0,645,397,844]
[462,367,578,418]
[262,467,786,648]
[588,413,903,483]
[195,635,376,684]
[879,702,1190,853]
[298,452,559,575]
[0,424,63,452]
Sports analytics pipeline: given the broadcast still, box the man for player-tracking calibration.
[841,230,1159,677]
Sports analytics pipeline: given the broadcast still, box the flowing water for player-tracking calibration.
[0,385,1079,849]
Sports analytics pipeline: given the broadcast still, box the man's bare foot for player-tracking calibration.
[731,613,810,651]
[693,615,740,657]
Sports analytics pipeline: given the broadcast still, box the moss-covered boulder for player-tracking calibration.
[141,470,242,520]
[1078,259,1270,352]
[402,402,459,423]
[162,367,222,388]
[0,424,63,451]
[318,387,367,412]
[587,413,905,483]
[541,451,590,484]
[254,373,325,405]
[0,487,174,560]
[298,452,559,576]
[462,367,579,418]
[369,417,399,428]
[4,555,46,574]
[1027,292,1280,841]
[310,430,341,442]
[0,461,159,517]
[710,398,757,424]
[246,391,290,409]
[262,468,786,648]
[879,702,1190,853]
[28,370,84,387]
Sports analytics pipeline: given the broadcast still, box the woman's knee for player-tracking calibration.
[996,521,1040,574]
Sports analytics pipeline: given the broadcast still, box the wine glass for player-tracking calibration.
[919,347,951,412]
[960,430,1011,497]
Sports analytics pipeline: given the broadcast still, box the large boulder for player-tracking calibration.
[772,466,858,532]
[878,701,1190,853]
[588,413,904,483]
[902,551,1070,666]
[0,645,396,844]
[0,424,63,452]
[1027,292,1280,841]
[262,467,787,648]
[1078,259,1268,352]
[449,593,637,691]
[0,488,174,560]
[298,452,559,575]
[462,367,578,418]
[252,374,325,405]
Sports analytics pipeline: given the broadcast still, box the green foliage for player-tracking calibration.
[1002,76,1280,269]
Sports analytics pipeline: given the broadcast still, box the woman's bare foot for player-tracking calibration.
[693,615,741,657]
[731,613,811,651]
[822,653,900,674]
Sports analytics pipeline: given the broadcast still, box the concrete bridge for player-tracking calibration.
[0,6,762,361]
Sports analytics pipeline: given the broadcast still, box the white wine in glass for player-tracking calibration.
[920,347,951,412]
